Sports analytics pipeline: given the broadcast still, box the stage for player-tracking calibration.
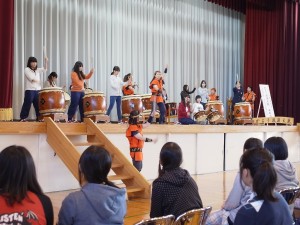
[0,121,299,193]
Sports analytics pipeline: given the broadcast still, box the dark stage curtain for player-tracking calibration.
[207,0,246,13]
[244,0,300,122]
[0,0,14,119]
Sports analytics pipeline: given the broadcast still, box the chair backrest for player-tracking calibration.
[134,214,175,225]
[279,187,300,205]
[173,206,212,225]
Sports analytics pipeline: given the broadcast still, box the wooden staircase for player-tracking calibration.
[44,117,150,198]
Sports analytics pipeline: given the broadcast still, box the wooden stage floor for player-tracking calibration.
[48,162,300,225]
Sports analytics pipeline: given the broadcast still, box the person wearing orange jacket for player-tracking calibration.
[147,68,167,124]
[242,86,256,111]
[67,61,94,122]
[126,110,157,171]
[122,73,136,95]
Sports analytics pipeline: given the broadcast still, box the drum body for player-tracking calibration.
[205,101,224,122]
[194,111,207,122]
[121,95,143,117]
[234,102,252,119]
[39,87,66,114]
[165,102,177,116]
[83,92,106,116]
[141,94,159,117]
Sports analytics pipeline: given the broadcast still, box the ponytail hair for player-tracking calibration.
[239,148,277,201]
[111,66,120,75]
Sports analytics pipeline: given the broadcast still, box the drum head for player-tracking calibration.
[207,111,221,122]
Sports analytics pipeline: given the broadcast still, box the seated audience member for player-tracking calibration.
[0,145,54,225]
[264,136,299,214]
[150,142,203,218]
[233,148,293,225]
[58,146,127,225]
[178,93,197,125]
[206,138,263,225]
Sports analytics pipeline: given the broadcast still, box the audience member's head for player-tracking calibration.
[239,148,277,201]
[243,137,263,152]
[0,145,43,206]
[158,142,183,177]
[264,136,288,160]
[79,146,116,188]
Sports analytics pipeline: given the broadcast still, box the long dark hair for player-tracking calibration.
[48,72,58,86]
[27,56,38,71]
[73,61,85,80]
[158,142,183,177]
[239,148,277,201]
[264,137,288,160]
[78,146,117,188]
[150,71,161,83]
[183,84,189,92]
[111,66,120,75]
[0,145,43,206]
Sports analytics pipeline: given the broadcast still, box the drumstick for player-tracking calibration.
[236,73,239,82]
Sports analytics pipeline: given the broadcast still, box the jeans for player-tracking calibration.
[179,118,197,125]
[68,91,85,121]
[20,90,40,120]
[106,96,122,121]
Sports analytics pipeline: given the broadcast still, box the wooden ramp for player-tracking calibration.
[44,117,150,198]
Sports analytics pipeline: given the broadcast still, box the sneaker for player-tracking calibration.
[118,121,124,124]
[20,119,27,122]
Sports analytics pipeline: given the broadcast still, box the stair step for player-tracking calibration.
[126,186,145,193]
[73,142,105,147]
[108,175,134,181]
[111,163,123,169]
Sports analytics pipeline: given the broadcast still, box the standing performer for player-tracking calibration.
[106,66,128,123]
[178,94,196,125]
[148,70,166,124]
[180,84,196,102]
[197,80,209,109]
[243,86,256,113]
[67,61,94,122]
[44,72,58,88]
[232,81,243,107]
[122,73,136,96]
[20,56,48,122]
[126,110,156,172]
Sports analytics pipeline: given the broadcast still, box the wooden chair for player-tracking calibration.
[173,206,212,225]
[134,214,175,225]
[279,187,300,205]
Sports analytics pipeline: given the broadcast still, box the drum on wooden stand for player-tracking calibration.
[122,95,143,117]
[234,102,252,120]
[39,87,66,114]
[165,102,177,116]
[205,101,224,122]
[140,94,160,117]
[83,92,106,116]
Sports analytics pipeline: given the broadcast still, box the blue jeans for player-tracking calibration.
[68,91,84,121]
[148,102,166,124]
[179,118,196,125]
[106,96,122,121]
[20,90,40,120]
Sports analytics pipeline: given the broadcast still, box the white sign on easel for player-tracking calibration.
[257,84,275,117]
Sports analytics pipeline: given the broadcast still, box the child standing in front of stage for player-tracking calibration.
[126,110,157,172]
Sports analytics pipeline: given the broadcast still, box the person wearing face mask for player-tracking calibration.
[67,61,94,122]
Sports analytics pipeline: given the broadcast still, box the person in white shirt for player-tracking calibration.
[20,56,48,121]
[191,95,204,120]
[197,80,209,109]
[106,66,128,123]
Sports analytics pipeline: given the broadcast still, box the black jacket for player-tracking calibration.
[150,167,203,218]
